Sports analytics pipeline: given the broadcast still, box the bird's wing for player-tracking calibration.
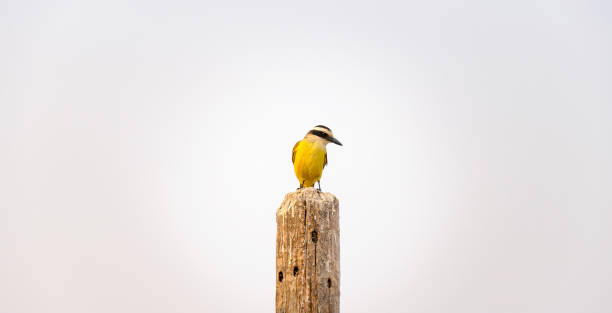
[292,141,300,164]
[324,151,327,167]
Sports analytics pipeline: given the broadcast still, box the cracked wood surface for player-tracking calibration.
[276,188,340,313]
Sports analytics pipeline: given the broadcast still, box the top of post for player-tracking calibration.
[277,187,339,215]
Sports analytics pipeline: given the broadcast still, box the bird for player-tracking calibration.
[292,125,342,191]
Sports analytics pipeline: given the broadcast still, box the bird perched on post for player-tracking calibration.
[292,125,342,191]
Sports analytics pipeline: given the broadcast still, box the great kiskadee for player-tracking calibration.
[292,125,342,190]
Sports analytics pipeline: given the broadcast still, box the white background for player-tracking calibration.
[2,1,611,312]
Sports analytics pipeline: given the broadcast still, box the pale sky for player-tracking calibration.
[1,1,611,313]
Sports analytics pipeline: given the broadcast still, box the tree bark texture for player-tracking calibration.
[276,187,340,313]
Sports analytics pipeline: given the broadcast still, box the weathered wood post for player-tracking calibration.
[276,187,340,313]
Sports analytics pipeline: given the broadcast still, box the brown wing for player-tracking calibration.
[292,141,300,164]
[324,151,327,167]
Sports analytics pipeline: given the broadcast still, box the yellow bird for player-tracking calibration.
[292,125,342,190]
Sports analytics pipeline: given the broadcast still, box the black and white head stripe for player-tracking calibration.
[313,125,333,135]
[308,125,334,140]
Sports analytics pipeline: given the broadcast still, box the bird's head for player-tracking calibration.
[305,125,342,146]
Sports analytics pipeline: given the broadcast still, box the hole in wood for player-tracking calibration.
[293,266,299,276]
[311,230,318,243]
[328,278,332,288]
[278,271,283,282]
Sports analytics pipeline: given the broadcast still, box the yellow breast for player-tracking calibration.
[293,139,327,187]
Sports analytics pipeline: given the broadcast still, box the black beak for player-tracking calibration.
[329,137,342,146]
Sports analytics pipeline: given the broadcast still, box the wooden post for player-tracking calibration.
[276,187,340,313]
